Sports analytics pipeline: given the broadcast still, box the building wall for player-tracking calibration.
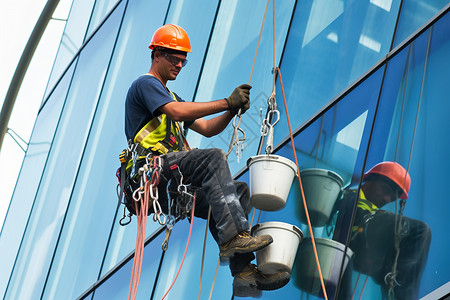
[1,0,449,299]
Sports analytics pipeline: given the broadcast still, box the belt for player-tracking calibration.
[135,143,153,157]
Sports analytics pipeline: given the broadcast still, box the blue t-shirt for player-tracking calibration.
[125,75,189,140]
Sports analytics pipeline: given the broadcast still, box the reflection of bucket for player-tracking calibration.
[295,238,353,297]
[299,169,344,227]
[251,222,303,274]
[247,155,297,211]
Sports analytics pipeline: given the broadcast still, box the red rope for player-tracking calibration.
[128,178,150,300]
[358,275,369,300]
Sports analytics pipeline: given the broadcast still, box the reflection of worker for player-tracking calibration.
[123,24,289,297]
[333,162,431,300]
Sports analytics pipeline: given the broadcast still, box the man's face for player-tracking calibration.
[365,177,402,208]
[158,51,187,81]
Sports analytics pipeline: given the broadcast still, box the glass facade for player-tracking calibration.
[1,0,449,299]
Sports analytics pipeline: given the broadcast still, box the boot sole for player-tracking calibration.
[256,274,290,291]
[219,238,273,259]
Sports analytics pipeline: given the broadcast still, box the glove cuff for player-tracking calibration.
[225,97,232,110]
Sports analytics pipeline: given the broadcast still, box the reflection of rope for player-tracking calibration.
[387,27,433,300]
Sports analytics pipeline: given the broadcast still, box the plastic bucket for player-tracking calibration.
[251,221,303,274]
[294,238,353,297]
[298,168,344,227]
[247,155,297,211]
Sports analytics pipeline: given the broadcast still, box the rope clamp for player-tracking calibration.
[162,226,173,251]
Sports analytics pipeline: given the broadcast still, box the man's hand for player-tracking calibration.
[226,84,252,115]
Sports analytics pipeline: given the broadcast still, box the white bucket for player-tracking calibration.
[251,221,303,274]
[299,168,344,227]
[247,155,297,211]
[294,238,353,297]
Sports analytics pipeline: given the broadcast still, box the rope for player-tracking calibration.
[358,275,369,300]
[226,0,270,160]
[386,27,432,298]
[351,272,361,299]
[160,192,196,300]
[128,176,151,300]
[248,0,270,85]
[208,258,221,300]
[277,67,329,300]
[198,206,212,300]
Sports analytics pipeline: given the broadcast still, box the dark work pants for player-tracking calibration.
[347,211,432,300]
[160,148,255,275]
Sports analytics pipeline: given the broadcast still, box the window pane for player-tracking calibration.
[150,220,233,299]
[92,232,165,300]
[393,0,449,47]
[164,0,220,101]
[44,0,96,99]
[86,0,121,36]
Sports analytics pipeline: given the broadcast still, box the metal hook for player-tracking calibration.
[119,207,132,226]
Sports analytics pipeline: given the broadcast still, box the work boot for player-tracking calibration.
[219,231,273,259]
[233,264,290,297]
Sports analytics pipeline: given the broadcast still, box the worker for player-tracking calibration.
[333,162,431,300]
[123,24,290,297]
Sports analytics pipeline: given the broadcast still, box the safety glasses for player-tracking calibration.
[161,52,188,67]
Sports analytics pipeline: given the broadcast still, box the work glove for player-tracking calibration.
[226,84,252,115]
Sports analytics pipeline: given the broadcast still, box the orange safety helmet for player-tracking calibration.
[363,161,411,199]
[149,24,192,53]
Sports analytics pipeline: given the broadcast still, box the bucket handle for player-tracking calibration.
[293,226,304,239]
[327,170,343,185]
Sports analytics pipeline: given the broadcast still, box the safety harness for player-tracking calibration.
[117,90,192,214]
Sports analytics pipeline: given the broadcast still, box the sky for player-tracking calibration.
[0,0,72,230]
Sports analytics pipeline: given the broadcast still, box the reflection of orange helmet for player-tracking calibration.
[363,161,411,199]
[149,24,191,53]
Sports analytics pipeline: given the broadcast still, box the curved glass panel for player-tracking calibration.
[191,0,295,175]
[0,62,75,299]
[40,3,129,299]
[4,5,123,299]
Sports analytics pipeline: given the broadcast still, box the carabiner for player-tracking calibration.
[132,186,145,202]
[149,184,159,201]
